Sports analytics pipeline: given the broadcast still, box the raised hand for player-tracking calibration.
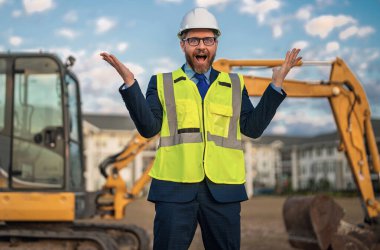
[272,48,302,88]
[100,52,135,86]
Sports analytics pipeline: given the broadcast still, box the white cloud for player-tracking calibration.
[325,41,339,53]
[63,10,78,23]
[295,6,312,20]
[9,36,23,46]
[291,40,309,50]
[305,15,356,39]
[23,0,53,14]
[240,0,281,24]
[12,10,22,17]
[339,26,358,40]
[124,62,145,78]
[0,0,7,7]
[47,48,145,113]
[56,28,78,39]
[272,124,287,134]
[152,57,178,74]
[196,0,229,7]
[273,108,333,127]
[117,42,129,52]
[96,17,116,34]
[357,26,375,37]
[94,97,125,113]
[339,25,375,40]
[272,24,282,38]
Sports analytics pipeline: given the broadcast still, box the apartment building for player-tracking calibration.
[250,119,380,193]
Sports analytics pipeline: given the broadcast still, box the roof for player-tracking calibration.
[83,113,136,131]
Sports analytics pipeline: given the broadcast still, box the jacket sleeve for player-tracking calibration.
[240,84,286,138]
[119,75,163,138]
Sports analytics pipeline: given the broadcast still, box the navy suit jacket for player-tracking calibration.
[119,67,286,203]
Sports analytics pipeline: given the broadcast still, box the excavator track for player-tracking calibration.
[0,221,150,250]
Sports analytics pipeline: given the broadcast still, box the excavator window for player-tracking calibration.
[0,60,4,131]
[66,74,84,189]
[11,57,64,189]
[0,58,8,189]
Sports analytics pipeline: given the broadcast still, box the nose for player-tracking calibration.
[197,39,206,48]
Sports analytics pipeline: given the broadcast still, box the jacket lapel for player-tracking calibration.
[210,67,220,85]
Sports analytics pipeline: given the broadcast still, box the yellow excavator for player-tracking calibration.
[0,52,154,249]
[213,58,380,249]
[0,52,379,249]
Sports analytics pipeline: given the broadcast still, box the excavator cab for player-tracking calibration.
[0,53,149,249]
[0,53,87,219]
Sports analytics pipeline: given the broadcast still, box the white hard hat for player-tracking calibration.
[178,7,221,38]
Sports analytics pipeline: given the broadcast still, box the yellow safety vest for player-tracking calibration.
[149,67,246,184]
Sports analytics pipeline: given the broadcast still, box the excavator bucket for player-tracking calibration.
[283,195,344,250]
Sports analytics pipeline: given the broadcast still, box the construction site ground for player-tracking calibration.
[123,195,363,250]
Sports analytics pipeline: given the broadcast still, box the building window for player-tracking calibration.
[316,147,322,156]
[327,146,334,155]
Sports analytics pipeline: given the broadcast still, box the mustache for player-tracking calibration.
[194,49,208,55]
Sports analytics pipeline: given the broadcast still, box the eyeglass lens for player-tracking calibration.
[186,37,215,46]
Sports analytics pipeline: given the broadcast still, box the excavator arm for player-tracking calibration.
[214,58,380,249]
[96,133,158,219]
[214,57,380,218]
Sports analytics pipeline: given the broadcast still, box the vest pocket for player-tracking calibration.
[208,103,232,137]
[176,99,200,130]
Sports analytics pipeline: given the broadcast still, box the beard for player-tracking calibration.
[185,49,216,74]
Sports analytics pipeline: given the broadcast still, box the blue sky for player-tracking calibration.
[1,0,380,136]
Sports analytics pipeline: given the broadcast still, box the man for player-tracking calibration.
[101,7,301,250]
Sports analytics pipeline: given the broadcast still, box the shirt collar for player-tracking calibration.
[183,63,211,84]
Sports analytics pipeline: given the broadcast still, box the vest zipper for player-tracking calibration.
[202,100,206,168]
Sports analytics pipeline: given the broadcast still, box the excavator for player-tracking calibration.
[0,52,379,249]
[0,52,155,249]
[213,58,380,249]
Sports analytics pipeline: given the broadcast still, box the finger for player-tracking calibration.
[100,52,113,63]
[289,48,298,64]
[283,50,291,66]
[290,49,301,66]
[294,56,302,65]
[106,54,125,72]
[101,54,117,68]
[110,54,125,68]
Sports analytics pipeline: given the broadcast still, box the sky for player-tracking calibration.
[1,0,380,136]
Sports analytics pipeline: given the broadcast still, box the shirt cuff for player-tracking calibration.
[270,83,283,94]
[121,83,129,90]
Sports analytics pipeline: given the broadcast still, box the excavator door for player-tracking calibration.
[0,53,85,220]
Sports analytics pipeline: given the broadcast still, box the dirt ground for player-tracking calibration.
[123,195,364,250]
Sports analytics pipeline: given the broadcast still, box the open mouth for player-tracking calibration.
[195,55,207,63]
